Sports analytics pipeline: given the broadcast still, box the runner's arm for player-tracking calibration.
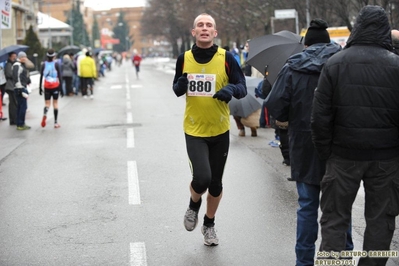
[225,52,247,99]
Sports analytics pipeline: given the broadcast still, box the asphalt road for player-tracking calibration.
[0,58,397,266]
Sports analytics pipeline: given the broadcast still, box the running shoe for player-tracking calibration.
[83,95,88,99]
[17,125,31,130]
[54,123,61,128]
[90,95,94,99]
[201,225,219,246]
[41,115,46,127]
[184,208,198,231]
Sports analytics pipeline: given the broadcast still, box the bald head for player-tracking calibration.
[392,30,399,49]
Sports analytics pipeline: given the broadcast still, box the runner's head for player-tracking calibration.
[192,13,217,49]
[46,48,56,61]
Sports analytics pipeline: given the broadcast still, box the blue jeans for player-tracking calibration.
[296,182,353,266]
[14,88,28,127]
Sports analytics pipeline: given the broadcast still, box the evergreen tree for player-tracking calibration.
[92,14,101,48]
[22,25,45,70]
[112,11,130,52]
[66,0,90,47]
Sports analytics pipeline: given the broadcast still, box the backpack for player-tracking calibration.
[43,61,60,89]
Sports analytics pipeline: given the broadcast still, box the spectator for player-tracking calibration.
[266,19,353,266]
[311,6,399,265]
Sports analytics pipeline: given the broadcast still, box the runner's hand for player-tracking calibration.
[39,87,43,96]
[213,84,235,103]
[173,73,188,96]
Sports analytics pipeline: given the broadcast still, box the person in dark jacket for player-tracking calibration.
[5,52,17,125]
[311,6,399,265]
[62,54,75,96]
[265,19,353,266]
[12,52,31,130]
[173,13,247,247]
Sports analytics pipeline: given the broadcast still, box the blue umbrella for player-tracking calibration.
[0,45,29,62]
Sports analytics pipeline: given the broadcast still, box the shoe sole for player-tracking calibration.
[204,241,219,246]
[184,219,198,231]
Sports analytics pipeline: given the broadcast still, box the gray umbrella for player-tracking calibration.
[228,76,263,118]
[57,45,81,57]
[246,30,304,85]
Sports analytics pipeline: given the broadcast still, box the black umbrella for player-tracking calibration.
[57,45,80,57]
[246,30,304,85]
[0,45,29,62]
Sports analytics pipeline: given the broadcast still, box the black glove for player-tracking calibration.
[59,87,64,98]
[39,87,43,96]
[173,73,188,96]
[213,84,235,103]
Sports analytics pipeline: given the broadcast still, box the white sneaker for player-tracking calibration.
[183,208,198,231]
[201,225,219,246]
[90,95,94,99]
[83,95,88,99]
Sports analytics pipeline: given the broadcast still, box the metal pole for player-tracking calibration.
[271,17,275,34]
[306,0,310,26]
[47,1,52,48]
[295,11,299,34]
[70,1,74,45]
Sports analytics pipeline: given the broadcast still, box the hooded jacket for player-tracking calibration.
[265,42,342,185]
[311,5,399,161]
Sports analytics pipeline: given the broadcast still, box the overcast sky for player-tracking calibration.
[84,0,146,10]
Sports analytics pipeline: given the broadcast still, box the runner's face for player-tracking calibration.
[192,15,217,48]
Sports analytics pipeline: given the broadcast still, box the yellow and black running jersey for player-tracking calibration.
[183,48,229,137]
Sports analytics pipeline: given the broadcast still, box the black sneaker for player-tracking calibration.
[282,159,290,166]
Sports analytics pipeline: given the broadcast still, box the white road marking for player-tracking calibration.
[130,242,147,266]
[110,85,123,89]
[127,101,131,110]
[131,85,143,88]
[127,161,141,205]
[127,128,135,148]
[127,112,133,124]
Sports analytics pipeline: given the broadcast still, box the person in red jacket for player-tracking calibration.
[132,53,142,79]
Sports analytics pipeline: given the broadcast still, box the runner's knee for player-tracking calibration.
[191,174,211,194]
[208,182,223,197]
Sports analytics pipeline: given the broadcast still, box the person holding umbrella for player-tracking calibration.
[172,13,246,246]
[39,48,63,128]
[5,52,17,125]
[265,19,353,266]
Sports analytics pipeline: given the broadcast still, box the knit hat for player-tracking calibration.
[304,19,331,46]
[18,51,27,59]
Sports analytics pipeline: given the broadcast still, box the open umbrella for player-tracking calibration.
[0,45,29,62]
[229,76,263,117]
[57,45,80,57]
[246,30,304,85]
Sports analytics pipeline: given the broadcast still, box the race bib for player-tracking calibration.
[186,73,216,97]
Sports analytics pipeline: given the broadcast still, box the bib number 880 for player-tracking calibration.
[189,80,212,93]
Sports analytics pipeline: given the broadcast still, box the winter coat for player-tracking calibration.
[5,59,15,92]
[12,61,31,89]
[62,57,75,77]
[265,42,342,185]
[79,56,97,78]
[311,6,399,161]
